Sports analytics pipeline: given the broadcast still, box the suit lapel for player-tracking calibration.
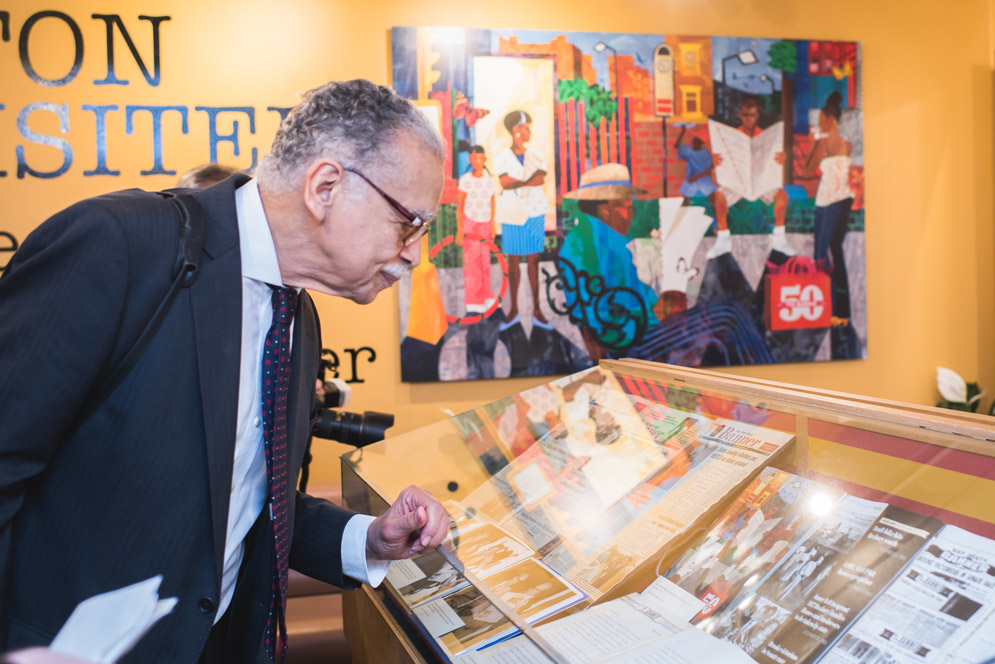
[185,175,316,583]
[188,177,246,580]
[191,247,241,580]
[286,292,318,479]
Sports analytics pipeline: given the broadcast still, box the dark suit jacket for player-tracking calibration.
[0,176,358,662]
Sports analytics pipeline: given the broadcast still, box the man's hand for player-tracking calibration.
[774,151,786,165]
[366,485,449,560]
[713,153,724,167]
[3,649,95,664]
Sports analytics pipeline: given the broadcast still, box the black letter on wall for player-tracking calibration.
[82,105,121,176]
[125,105,188,175]
[0,231,19,271]
[267,107,293,123]
[16,102,73,178]
[342,347,377,384]
[92,14,171,86]
[195,106,257,169]
[20,11,83,87]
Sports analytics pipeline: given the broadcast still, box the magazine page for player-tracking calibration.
[460,374,678,556]
[823,524,995,664]
[942,602,995,664]
[453,592,691,664]
[445,522,536,577]
[456,594,754,664]
[392,511,544,609]
[543,416,794,599]
[388,549,471,609]
[713,502,942,664]
[709,495,886,654]
[664,467,840,626]
[414,557,585,658]
[591,625,758,664]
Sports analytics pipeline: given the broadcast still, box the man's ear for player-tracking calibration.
[303,158,345,222]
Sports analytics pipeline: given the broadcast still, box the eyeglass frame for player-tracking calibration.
[342,166,431,247]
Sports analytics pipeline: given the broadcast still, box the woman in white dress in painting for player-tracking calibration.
[495,110,550,329]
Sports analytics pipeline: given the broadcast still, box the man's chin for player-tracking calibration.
[380,268,405,289]
[348,273,400,305]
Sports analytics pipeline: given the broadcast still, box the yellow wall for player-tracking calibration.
[2,0,993,484]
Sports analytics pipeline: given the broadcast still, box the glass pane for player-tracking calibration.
[340,362,995,663]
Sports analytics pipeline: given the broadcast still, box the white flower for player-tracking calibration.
[936,367,968,403]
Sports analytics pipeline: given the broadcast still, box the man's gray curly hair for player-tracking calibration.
[256,79,444,193]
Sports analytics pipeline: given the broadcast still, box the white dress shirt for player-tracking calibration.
[215,179,389,622]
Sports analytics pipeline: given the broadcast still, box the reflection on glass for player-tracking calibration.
[342,362,995,664]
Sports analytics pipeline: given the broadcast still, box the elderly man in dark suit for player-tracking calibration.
[0,79,450,663]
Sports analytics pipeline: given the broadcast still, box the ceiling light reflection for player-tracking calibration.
[809,491,835,516]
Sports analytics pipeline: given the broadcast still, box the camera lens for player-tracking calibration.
[312,409,394,447]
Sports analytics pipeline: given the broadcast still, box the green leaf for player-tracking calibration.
[558,78,617,126]
[767,41,797,74]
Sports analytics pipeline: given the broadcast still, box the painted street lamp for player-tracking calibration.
[720,49,759,117]
[593,41,620,96]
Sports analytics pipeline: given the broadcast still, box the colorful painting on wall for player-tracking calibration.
[393,27,866,382]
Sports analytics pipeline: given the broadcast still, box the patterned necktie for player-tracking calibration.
[261,285,298,661]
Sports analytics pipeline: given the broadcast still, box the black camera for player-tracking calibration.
[312,407,394,448]
[300,353,394,493]
[311,370,393,448]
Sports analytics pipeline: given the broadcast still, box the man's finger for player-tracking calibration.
[399,505,427,537]
[427,511,449,548]
[419,502,448,547]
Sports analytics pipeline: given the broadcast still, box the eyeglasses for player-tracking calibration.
[343,166,430,247]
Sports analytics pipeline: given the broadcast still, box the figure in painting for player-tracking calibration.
[710,97,793,258]
[675,123,717,203]
[495,111,550,328]
[456,145,498,315]
[802,92,854,335]
[560,163,659,363]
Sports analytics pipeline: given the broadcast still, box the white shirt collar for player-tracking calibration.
[234,178,283,286]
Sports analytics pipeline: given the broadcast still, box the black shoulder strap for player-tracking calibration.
[76,191,207,424]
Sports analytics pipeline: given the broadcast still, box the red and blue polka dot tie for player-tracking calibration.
[261,285,297,661]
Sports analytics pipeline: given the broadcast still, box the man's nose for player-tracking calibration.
[400,234,423,268]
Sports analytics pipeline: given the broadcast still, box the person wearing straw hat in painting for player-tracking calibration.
[560,163,659,363]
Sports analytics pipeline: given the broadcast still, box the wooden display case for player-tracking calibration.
[340,361,995,663]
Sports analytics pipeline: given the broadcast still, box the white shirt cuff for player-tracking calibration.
[341,513,391,587]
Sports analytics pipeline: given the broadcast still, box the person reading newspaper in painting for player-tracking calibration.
[708,97,793,258]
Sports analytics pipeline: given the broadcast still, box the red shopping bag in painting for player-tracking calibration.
[764,257,831,330]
